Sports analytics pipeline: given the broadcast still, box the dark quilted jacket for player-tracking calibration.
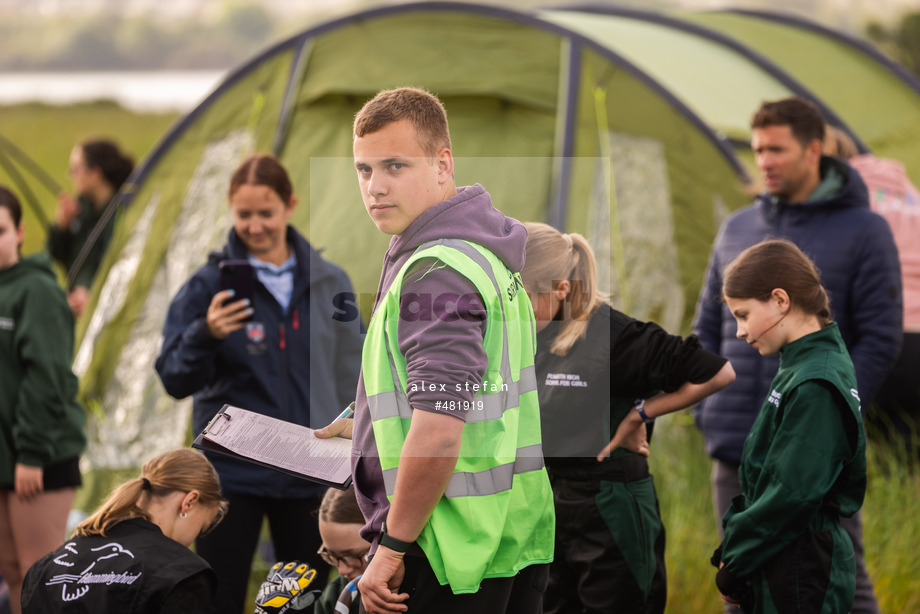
[692,156,902,464]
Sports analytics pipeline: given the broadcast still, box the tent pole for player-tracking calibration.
[547,39,580,231]
[0,132,62,197]
[0,146,52,230]
[591,83,630,314]
[273,38,314,156]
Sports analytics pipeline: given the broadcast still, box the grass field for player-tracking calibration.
[0,101,179,255]
[4,102,918,613]
[237,418,920,614]
[650,414,920,613]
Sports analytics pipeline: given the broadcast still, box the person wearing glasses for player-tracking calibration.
[314,485,366,614]
[21,449,227,614]
[256,486,365,614]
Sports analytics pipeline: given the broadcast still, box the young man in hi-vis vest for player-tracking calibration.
[316,87,554,613]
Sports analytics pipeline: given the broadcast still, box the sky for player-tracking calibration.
[3,0,918,26]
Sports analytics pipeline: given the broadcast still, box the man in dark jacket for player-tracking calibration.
[693,97,901,614]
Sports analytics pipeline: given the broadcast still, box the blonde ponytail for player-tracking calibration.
[522,222,606,355]
[76,449,226,537]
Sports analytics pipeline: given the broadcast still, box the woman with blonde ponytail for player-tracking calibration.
[521,222,735,614]
[21,449,227,613]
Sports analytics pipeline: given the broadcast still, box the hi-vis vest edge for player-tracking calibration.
[362,239,555,593]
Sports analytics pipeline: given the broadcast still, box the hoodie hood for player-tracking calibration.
[757,155,870,221]
[372,184,528,307]
[0,251,57,284]
[387,184,527,272]
[849,153,920,331]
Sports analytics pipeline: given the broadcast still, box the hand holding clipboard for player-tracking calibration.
[193,404,353,489]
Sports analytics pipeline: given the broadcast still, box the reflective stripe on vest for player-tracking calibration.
[361,238,554,593]
[382,441,546,498]
[366,239,544,494]
[367,364,538,423]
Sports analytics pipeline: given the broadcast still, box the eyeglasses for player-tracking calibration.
[197,501,228,540]
[317,544,367,568]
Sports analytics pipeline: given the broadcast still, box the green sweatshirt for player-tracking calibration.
[0,252,86,486]
[722,323,866,613]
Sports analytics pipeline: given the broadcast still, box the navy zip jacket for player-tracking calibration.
[155,226,364,497]
[693,156,902,465]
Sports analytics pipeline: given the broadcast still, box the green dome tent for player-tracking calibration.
[68,2,920,501]
[683,8,920,184]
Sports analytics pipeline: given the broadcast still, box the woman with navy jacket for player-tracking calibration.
[155,155,364,614]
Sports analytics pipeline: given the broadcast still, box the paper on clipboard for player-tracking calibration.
[194,404,352,489]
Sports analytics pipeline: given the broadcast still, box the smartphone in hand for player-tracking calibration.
[219,259,254,320]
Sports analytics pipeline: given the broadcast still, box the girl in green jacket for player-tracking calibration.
[716,239,867,614]
[0,186,86,614]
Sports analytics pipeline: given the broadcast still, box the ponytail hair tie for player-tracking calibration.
[141,477,152,490]
[562,233,574,250]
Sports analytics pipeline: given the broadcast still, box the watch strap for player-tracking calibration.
[634,398,654,424]
[380,524,412,553]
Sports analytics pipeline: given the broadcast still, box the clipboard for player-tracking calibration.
[192,404,353,490]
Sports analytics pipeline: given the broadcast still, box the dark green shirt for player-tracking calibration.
[722,323,866,577]
[47,194,116,290]
[0,252,86,484]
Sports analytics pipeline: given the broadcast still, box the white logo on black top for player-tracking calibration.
[45,541,141,601]
[0,317,13,331]
[544,372,588,388]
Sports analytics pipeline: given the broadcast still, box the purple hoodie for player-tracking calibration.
[350,184,528,546]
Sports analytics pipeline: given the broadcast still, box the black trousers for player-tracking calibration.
[870,331,920,459]
[544,470,667,614]
[358,555,548,614]
[195,492,325,614]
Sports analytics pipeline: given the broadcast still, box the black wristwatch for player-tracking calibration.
[380,522,412,553]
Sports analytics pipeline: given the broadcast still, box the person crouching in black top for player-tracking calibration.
[22,449,227,614]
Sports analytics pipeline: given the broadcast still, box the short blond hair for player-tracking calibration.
[353,87,451,159]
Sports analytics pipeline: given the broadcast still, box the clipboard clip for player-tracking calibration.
[202,411,231,436]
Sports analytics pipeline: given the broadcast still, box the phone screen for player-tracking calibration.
[219,260,255,317]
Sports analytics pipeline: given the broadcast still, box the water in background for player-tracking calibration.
[0,70,227,113]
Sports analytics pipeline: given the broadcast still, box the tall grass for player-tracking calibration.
[861,419,920,613]
[649,414,724,613]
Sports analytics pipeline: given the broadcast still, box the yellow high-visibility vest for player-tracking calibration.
[362,239,554,593]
